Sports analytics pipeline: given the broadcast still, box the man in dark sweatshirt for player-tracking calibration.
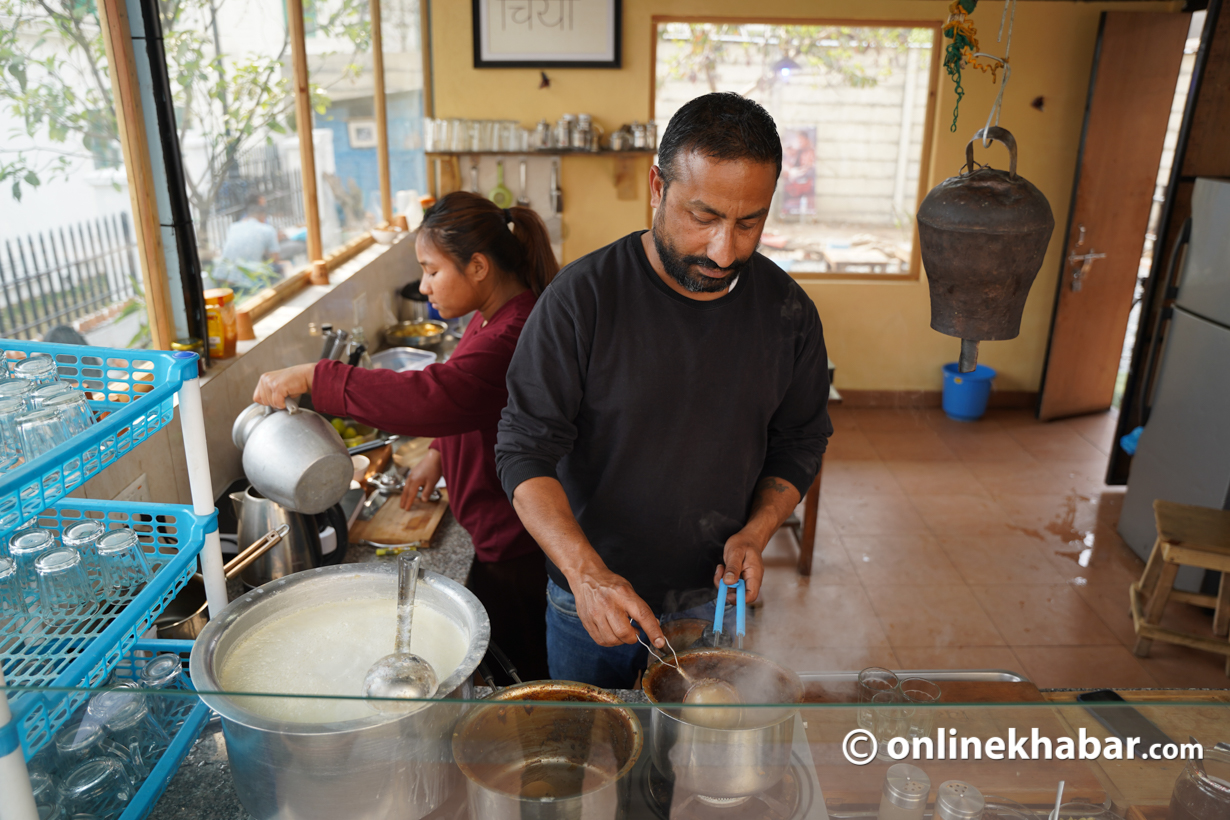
[495,92,832,688]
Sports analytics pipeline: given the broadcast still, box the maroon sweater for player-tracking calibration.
[312,290,540,563]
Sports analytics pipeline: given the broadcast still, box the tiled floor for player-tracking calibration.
[747,406,1230,691]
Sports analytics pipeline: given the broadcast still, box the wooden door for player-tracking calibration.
[1037,12,1190,421]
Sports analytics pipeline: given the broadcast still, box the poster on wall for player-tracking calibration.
[781,126,817,216]
[472,0,621,68]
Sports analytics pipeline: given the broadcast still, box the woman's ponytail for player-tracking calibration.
[418,191,559,296]
[505,206,558,296]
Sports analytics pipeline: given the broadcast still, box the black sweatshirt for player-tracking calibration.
[496,231,832,613]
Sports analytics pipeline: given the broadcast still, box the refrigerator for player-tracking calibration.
[1119,177,1230,592]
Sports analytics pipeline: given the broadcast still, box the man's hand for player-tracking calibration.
[252,363,315,409]
[570,563,667,649]
[714,531,766,604]
[401,449,443,510]
[712,476,800,605]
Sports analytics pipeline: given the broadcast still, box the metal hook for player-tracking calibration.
[631,617,685,674]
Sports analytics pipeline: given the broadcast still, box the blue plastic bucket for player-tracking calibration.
[942,362,997,421]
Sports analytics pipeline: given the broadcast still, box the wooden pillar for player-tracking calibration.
[370,0,393,225]
[97,0,175,349]
[286,0,323,263]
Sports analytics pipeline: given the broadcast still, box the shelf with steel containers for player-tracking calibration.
[0,340,227,820]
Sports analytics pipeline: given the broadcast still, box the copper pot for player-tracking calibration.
[916,126,1055,372]
[642,647,803,798]
[452,681,643,820]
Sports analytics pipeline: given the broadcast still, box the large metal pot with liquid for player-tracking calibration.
[190,563,490,820]
[452,681,643,820]
[642,647,803,798]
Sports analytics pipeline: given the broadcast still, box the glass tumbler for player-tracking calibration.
[16,407,70,460]
[91,688,170,778]
[10,528,57,594]
[872,690,907,760]
[0,555,29,623]
[44,390,94,435]
[59,757,134,820]
[857,666,899,730]
[0,394,26,471]
[62,519,107,578]
[0,377,34,402]
[12,354,59,386]
[35,547,96,629]
[53,719,105,777]
[137,653,184,726]
[27,381,74,411]
[899,677,942,740]
[96,528,152,598]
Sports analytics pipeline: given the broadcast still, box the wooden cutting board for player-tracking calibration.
[349,437,449,546]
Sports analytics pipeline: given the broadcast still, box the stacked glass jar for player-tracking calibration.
[0,352,98,472]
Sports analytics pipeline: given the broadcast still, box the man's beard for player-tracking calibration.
[652,212,751,294]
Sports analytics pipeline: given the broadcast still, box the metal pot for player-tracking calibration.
[382,319,448,350]
[452,681,643,820]
[916,126,1055,372]
[642,647,803,799]
[156,525,287,639]
[232,397,353,514]
[190,563,490,820]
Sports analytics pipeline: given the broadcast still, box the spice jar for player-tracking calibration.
[879,763,930,820]
[1171,745,1230,820]
[204,287,238,359]
[934,781,985,820]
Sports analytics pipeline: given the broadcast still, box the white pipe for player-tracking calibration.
[0,673,39,820]
[177,375,228,618]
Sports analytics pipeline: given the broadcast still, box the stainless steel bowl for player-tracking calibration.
[369,346,437,372]
[642,647,803,798]
[382,319,448,349]
[190,563,490,820]
[453,681,643,820]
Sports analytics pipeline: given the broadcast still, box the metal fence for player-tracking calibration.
[0,213,143,341]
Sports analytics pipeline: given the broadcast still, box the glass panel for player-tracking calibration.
[0,1,146,346]
[306,0,425,255]
[655,23,935,278]
[6,678,1230,820]
[161,0,306,303]
[381,0,428,222]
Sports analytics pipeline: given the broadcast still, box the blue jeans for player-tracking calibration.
[544,579,746,689]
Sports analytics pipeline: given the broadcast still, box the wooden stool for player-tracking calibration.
[1130,499,1230,675]
[785,457,822,576]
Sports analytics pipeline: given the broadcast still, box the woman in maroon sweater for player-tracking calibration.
[252,191,558,680]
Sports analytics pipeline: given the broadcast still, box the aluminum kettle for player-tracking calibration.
[916,126,1055,372]
[229,486,353,587]
[232,396,353,514]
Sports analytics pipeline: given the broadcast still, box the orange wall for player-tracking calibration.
[430,0,1179,392]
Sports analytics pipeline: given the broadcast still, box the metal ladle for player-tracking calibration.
[363,553,438,710]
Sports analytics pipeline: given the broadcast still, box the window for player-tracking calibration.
[655,22,938,279]
[161,0,307,303]
[0,0,145,345]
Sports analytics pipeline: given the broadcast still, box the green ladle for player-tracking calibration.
[489,159,514,209]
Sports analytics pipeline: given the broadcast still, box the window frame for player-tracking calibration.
[649,15,943,284]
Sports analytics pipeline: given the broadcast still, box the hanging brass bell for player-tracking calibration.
[917,126,1055,372]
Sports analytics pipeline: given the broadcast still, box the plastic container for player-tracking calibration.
[0,341,197,536]
[4,499,212,759]
[942,362,997,422]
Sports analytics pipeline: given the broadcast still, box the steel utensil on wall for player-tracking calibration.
[917,127,1055,372]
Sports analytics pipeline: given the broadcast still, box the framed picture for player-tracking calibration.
[472,0,621,68]
[348,119,378,149]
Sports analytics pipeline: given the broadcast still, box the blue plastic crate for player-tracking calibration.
[0,340,198,539]
[114,639,210,820]
[1,498,213,758]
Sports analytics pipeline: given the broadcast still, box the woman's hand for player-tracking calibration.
[401,449,443,509]
[252,364,315,409]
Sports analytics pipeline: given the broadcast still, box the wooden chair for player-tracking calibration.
[785,458,822,576]
[1130,499,1230,675]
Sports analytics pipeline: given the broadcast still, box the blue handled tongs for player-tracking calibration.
[713,578,746,649]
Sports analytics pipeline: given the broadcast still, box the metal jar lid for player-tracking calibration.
[935,780,985,820]
[883,763,931,809]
